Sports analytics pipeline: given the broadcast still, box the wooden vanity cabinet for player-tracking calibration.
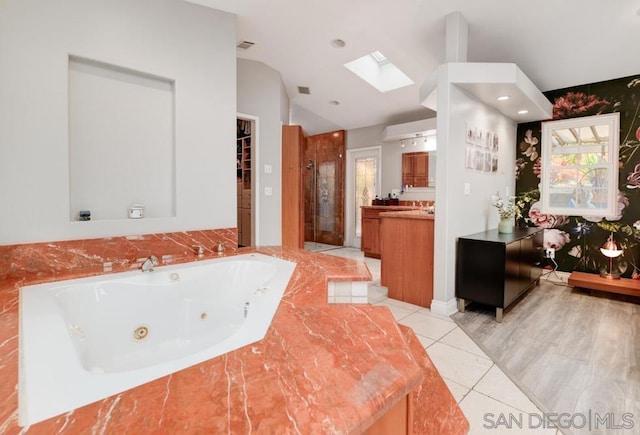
[362,207,383,258]
[402,152,428,187]
[455,227,544,322]
[361,206,417,258]
[380,213,434,308]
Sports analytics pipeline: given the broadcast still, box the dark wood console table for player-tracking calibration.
[455,227,544,322]
[568,271,640,298]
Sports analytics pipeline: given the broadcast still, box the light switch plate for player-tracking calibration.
[464,182,471,195]
[264,164,272,174]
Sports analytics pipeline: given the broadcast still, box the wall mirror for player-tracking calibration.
[540,112,619,217]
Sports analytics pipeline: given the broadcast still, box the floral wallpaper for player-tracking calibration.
[515,74,640,278]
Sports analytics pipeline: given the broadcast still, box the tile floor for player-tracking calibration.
[321,247,561,434]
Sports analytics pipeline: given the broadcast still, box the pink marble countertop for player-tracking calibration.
[360,205,419,211]
[0,231,467,434]
[380,210,435,220]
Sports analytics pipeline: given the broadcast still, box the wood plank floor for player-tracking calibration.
[453,280,640,435]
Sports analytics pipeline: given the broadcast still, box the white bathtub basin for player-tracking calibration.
[19,253,296,426]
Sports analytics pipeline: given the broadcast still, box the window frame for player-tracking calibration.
[540,112,620,218]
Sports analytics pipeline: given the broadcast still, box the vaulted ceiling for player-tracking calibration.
[188,0,640,134]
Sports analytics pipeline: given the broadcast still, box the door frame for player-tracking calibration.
[345,146,382,248]
[237,112,259,246]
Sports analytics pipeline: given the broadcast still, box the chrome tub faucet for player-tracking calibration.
[193,245,205,257]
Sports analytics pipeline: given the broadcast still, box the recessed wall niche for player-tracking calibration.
[68,56,176,221]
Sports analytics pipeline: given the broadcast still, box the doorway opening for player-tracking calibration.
[237,116,255,247]
[304,130,345,249]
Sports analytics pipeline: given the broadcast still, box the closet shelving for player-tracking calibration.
[237,120,252,190]
[237,119,253,247]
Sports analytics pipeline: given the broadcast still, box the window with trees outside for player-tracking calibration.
[541,113,619,218]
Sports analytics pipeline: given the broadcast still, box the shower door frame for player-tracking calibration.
[304,131,346,246]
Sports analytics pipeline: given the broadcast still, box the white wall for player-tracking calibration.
[68,57,176,221]
[237,59,290,246]
[0,0,236,244]
[432,63,516,315]
[347,124,435,201]
[347,125,386,152]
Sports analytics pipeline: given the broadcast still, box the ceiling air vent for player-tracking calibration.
[236,41,255,50]
[297,86,311,95]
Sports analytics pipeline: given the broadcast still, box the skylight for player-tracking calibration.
[344,51,414,93]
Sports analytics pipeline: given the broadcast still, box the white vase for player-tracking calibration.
[498,218,513,234]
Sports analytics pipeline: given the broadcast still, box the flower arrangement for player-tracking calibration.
[492,193,517,220]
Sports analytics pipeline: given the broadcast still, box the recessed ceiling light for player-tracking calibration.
[331,39,346,48]
[518,109,529,115]
[329,100,340,106]
[497,95,510,101]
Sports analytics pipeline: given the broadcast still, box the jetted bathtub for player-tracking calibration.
[19,253,296,426]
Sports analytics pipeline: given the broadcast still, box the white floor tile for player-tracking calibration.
[398,312,457,341]
[363,261,380,282]
[416,334,435,349]
[373,301,415,321]
[425,342,493,389]
[384,298,423,312]
[363,258,380,268]
[417,306,456,323]
[459,391,556,434]
[304,242,342,252]
[474,365,541,414]
[367,284,387,303]
[440,327,490,359]
[443,377,470,403]
[321,247,362,259]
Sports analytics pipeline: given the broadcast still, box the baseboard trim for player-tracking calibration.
[430,298,458,317]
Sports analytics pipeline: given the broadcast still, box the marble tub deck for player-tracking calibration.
[0,232,467,434]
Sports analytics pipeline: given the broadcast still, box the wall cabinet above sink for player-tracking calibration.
[402,152,429,188]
